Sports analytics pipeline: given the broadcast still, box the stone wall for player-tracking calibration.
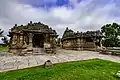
[84,42,95,48]
[62,38,97,51]
[62,40,72,49]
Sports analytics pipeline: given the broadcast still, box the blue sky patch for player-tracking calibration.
[22,0,71,8]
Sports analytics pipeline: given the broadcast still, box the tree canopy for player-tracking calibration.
[101,23,120,47]
[1,36,9,46]
[0,28,9,46]
[0,29,4,37]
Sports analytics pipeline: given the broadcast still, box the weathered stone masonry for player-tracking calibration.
[61,27,103,51]
[8,21,58,55]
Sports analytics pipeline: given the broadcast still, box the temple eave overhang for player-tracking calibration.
[62,35,103,41]
[23,29,50,33]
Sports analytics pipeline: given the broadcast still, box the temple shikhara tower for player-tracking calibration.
[61,27,103,51]
[8,21,58,55]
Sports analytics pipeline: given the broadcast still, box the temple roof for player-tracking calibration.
[62,27,75,39]
[9,21,57,36]
[62,27,103,41]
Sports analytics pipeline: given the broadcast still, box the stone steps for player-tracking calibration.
[33,48,46,55]
[44,48,56,54]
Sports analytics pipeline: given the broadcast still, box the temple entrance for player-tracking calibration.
[32,34,44,48]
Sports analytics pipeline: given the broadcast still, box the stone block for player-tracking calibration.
[43,60,53,68]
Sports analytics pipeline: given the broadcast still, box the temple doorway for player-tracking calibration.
[32,34,44,48]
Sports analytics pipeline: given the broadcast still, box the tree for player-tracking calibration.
[101,23,120,47]
[1,36,9,47]
[0,28,9,47]
[0,29,4,37]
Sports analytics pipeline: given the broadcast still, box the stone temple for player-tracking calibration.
[8,21,58,55]
[61,27,103,51]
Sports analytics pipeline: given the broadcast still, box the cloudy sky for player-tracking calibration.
[0,0,120,38]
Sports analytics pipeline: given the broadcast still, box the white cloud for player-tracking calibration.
[51,7,72,20]
[0,0,120,37]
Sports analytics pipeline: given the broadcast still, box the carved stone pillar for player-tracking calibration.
[50,36,53,47]
[53,37,56,48]
[20,35,23,44]
[80,38,84,50]
[27,33,34,50]
[77,38,81,50]
[22,35,27,48]
[45,34,49,43]
[12,34,17,45]
[92,38,97,51]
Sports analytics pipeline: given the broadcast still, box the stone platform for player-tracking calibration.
[0,49,120,72]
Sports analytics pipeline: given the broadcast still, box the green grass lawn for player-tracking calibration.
[0,46,8,51]
[0,59,120,80]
